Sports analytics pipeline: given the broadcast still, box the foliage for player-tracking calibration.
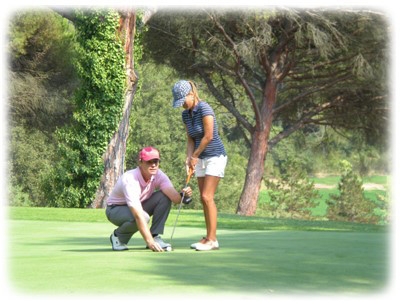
[144,9,388,142]
[44,9,126,207]
[8,180,32,207]
[8,125,55,206]
[373,187,390,225]
[7,9,388,216]
[267,126,389,177]
[144,8,389,215]
[326,160,379,224]
[262,157,320,219]
[8,10,79,207]
[8,9,78,133]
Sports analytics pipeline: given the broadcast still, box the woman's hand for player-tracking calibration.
[189,155,198,171]
[186,157,197,175]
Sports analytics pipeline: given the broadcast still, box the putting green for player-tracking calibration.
[8,219,388,296]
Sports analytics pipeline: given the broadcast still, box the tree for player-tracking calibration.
[144,8,389,215]
[8,10,77,133]
[46,9,142,208]
[264,157,320,219]
[8,10,79,206]
[326,160,378,224]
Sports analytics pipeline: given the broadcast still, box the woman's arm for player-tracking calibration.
[185,125,195,174]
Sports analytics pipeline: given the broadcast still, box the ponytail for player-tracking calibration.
[188,80,200,104]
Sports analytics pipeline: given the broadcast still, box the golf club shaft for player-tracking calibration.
[170,168,194,245]
[169,191,186,244]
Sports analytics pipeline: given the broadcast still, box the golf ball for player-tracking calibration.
[165,246,172,252]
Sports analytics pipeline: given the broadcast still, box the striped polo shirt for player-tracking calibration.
[182,101,226,159]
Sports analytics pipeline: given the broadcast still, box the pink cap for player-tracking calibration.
[139,147,160,161]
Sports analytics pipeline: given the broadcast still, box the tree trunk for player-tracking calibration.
[236,77,277,216]
[90,10,138,208]
[236,129,270,215]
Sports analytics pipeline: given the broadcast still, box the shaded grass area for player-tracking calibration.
[8,219,389,295]
[8,206,387,233]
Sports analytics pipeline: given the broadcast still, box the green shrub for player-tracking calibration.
[262,157,320,219]
[8,125,55,206]
[8,180,32,207]
[326,160,379,224]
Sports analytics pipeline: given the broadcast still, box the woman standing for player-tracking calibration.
[172,80,227,251]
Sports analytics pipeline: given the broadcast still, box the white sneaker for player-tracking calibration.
[110,232,129,251]
[195,240,219,251]
[190,237,207,249]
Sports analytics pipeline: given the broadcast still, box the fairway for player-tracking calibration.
[8,213,389,296]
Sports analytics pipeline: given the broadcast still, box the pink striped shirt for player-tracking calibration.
[106,168,173,209]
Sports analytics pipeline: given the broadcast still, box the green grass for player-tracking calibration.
[9,206,386,232]
[362,175,389,185]
[310,175,388,186]
[8,207,389,295]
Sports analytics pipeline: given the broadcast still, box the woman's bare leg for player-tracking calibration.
[199,175,220,241]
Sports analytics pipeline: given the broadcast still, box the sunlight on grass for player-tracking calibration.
[8,218,389,294]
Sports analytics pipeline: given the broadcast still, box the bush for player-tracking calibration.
[8,125,55,206]
[261,157,320,219]
[8,180,32,207]
[326,160,379,224]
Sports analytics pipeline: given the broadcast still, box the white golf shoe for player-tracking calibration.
[110,232,129,251]
[190,237,207,249]
[195,240,219,251]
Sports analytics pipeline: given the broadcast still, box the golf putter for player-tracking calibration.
[170,167,194,247]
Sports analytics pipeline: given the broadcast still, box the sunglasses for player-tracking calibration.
[145,159,160,165]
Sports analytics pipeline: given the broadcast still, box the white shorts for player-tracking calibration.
[195,155,227,178]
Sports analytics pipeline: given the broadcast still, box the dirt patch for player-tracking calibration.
[314,183,385,190]
[362,183,385,190]
[314,184,336,189]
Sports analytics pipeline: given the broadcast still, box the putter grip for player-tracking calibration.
[186,167,194,184]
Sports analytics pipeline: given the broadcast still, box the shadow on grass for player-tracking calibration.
[64,248,113,252]
[27,236,108,246]
[31,224,388,294]
[127,230,389,294]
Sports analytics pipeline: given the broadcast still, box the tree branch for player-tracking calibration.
[207,12,262,129]
[273,74,352,116]
[269,97,342,149]
[197,70,255,134]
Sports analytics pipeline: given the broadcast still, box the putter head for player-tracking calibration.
[182,196,192,205]
[180,192,192,205]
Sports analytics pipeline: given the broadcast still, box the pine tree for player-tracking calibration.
[326,160,378,224]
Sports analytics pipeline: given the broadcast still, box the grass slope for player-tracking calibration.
[7,207,389,296]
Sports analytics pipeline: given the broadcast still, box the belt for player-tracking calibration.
[107,204,127,208]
